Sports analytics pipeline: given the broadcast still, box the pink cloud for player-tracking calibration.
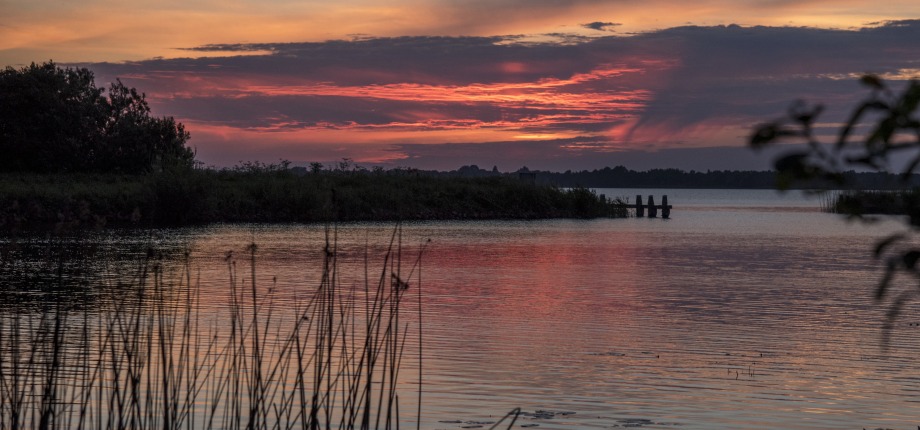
[81,22,920,170]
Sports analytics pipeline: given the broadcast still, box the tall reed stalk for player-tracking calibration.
[0,226,423,430]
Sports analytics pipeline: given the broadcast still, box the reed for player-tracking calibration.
[0,226,426,430]
[824,189,920,215]
[0,170,629,230]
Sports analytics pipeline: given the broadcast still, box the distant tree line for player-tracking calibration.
[418,164,920,190]
[535,166,920,189]
[0,61,194,173]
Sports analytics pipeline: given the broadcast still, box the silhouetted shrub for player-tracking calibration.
[0,61,193,173]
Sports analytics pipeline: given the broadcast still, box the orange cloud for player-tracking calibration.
[5,0,920,66]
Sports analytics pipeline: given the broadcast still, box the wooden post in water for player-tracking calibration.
[648,195,658,218]
[636,194,645,217]
[662,195,670,219]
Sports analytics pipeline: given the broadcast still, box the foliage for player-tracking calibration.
[0,169,627,231]
[749,76,920,344]
[0,61,194,173]
[826,189,920,215]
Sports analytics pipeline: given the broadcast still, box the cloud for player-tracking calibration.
[621,21,920,140]
[77,20,920,170]
[581,21,621,31]
[387,139,790,172]
[6,0,920,66]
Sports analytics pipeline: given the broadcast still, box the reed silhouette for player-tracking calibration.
[0,225,432,430]
[0,169,628,230]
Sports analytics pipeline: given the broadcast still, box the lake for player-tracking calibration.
[2,188,919,429]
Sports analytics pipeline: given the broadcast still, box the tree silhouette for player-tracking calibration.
[0,61,194,173]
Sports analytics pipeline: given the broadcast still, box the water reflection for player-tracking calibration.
[2,190,920,429]
[0,227,420,430]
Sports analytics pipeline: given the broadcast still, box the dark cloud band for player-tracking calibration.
[81,20,920,169]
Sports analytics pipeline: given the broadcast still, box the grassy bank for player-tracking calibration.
[0,169,627,231]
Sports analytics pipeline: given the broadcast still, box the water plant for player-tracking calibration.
[822,189,920,216]
[0,170,628,231]
[0,226,426,430]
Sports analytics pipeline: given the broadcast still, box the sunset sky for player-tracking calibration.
[3,1,920,171]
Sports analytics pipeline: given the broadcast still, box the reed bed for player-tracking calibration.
[0,226,427,430]
[0,170,628,230]
[824,189,920,215]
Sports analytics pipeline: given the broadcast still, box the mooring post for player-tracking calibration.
[648,195,658,218]
[636,194,645,217]
[662,195,670,219]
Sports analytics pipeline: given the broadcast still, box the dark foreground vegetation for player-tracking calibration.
[750,75,920,343]
[1,231,425,429]
[0,166,627,231]
[0,61,193,173]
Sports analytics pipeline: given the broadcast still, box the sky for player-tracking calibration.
[3,1,920,171]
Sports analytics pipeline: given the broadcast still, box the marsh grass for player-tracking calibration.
[0,226,428,430]
[825,189,920,215]
[0,170,628,230]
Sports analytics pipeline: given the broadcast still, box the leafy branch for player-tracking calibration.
[750,76,920,347]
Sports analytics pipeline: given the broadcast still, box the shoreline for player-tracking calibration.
[0,171,628,232]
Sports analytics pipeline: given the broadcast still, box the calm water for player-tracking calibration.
[3,188,920,429]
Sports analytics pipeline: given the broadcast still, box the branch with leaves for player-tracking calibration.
[750,76,920,346]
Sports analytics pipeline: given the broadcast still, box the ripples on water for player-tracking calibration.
[2,189,920,429]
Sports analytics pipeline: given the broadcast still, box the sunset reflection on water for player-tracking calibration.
[2,189,920,429]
